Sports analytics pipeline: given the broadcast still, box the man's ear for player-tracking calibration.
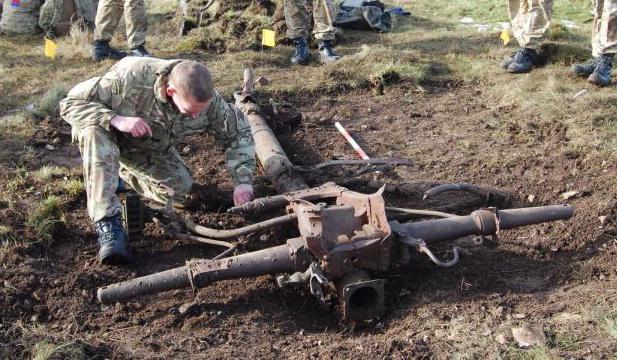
[165,86,175,98]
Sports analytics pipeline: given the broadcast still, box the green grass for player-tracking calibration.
[25,195,64,243]
[63,179,85,198]
[32,166,69,182]
[31,340,85,360]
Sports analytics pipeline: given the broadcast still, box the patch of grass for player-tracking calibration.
[63,179,85,198]
[32,165,69,182]
[0,112,36,140]
[33,85,68,119]
[31,340,85,360]
[25,195,64,243]
[554,332,583,351]
[498,345,551,360]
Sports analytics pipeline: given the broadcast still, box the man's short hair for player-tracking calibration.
[169,61,214,102]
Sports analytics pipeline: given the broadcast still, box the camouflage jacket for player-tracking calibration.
[60,57,255,185]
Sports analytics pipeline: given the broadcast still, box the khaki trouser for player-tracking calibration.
[508,0,552,49]
[592,0,617,56]
[93,0,147,49]
[284,0,336,41]
[77,126,193,222]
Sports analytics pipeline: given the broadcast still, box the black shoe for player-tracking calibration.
[130,45,150,57]
[507,48,537,74]
[95,214,133,265]
[571,57,599,76]
[290,37,309,65]
[92,40,127,62]
[318,40,340,63]
[500,51,517,69]
[587,53,614,86]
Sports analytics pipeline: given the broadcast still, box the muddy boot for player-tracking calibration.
[290,37,309,65]
[95,214,133,265]
[130,44,150,57]
[318,40,340,63]
[571,57,599,76]
[587,53,614,86]
[92,40,127,62]
[507,48,537,74]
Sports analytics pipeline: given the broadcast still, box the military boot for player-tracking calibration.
[318,40,340,63]
[587,53,614,86]
[92,40,127,62]
[507,48,538,74]
[290,37,309,65]
[95,214,133,265]
[130,44,150,57]
[571,57,599,76]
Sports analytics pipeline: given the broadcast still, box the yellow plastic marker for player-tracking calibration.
[500,29,511,46]
[262,29,276,47]
[44,37,58,60]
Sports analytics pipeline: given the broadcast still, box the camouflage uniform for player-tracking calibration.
[93,0,147,49]
[285,0,336,41]
[60,57,256,222]
[592,0,617,56]
[508,0,552,49]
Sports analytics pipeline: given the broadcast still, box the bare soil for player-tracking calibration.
[1,75,617,359]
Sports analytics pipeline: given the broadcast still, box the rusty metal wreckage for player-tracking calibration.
[98,69,574,321]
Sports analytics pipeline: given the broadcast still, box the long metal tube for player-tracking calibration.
[184,213,297,239]
[97,243,305,304]
[392,205,573,243]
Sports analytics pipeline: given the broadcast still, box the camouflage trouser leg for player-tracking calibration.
[77,126,122,222]
[93,0,147,48]
[123,0,147,49]
[119,149,194,208]
[508,0,553,49]
[284,0,336,40]
[592,0,617,56]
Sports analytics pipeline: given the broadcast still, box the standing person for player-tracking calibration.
[60,57,256,264]
[284,0,341,64]
[92,0,150,61]
[571,0,617,86]
[501,0,553,73]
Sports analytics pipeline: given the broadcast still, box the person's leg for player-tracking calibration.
[123,0,149,56]
[572,0,604,76]
[92,0,127,61]
[503,0,552,73]
[119,149,194,208]
[77,126,131,264]
[588,0,617,85]
[284,0,311,64]
[312,0,339,62]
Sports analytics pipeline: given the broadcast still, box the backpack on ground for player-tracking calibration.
[0,0,44,35]
[38,0,97,38]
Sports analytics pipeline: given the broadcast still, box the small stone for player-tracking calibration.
[178,302,200,316]
[495,334,508,345]
[527,195,535,203]
[182,145,191,154]
[561,190,581,200]
[299,329,305,336]
[512,324,547,348]
[45,144,56,151]
[599,216,608,226]
[513,313,526,319]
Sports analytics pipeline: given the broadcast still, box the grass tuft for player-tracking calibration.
[33,85,68,119]
[25,195,64,243]
[63,179,85,198]
[32,166,69,182]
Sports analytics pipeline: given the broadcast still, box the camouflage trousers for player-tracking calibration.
[508,0,552,49]
[77,126,193,222]
[93,0,147,49]
[284,0,336,41]
[592,0,617,56]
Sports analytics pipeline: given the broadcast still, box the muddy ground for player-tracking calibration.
[2,54,617,359]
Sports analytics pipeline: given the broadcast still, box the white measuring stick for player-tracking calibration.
[334,121,370,160]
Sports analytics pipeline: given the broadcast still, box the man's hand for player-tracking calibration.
[110,115,152,138]
[233,184,254,206]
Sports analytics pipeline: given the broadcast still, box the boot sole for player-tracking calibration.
[99,247,133,265]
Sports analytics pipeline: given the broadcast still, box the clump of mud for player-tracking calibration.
[176,0,288,53]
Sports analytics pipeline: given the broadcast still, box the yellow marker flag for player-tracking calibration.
[262,29,276,47]
[44,38,58,60]
[500,29,511,46]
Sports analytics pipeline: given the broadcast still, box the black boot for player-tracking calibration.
[92,40,127,62]
[290,37,309,65]
[507,48,538,74]
[571,57,600,76]
[500,51,517,69]
[95,214,133,265]
[318,40,340,63]
[130,44,150,57]
[587,53,614,86]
